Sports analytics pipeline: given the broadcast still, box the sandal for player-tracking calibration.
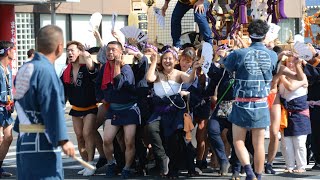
[284,169,293,173]
[293,169,306,173]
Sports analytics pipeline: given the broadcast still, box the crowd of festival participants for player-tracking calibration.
[0,6,320,180]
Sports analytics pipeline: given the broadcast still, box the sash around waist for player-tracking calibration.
[71,104,98,111]
[19,124,45,133]
[235,97,267,102]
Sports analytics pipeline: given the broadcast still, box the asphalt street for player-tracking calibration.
[3,105,320,180]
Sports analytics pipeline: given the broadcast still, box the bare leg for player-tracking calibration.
[196,118,208,160]
[268,94,281,163]
[83,114,97,162]
[72,116,88,161]
[232,124,250,166]
[221,128,231,158]
[0,125,13,160]
[252,128,266,174]
[96,104,107,158]
[103,120,120,162]
[233,124,256,179]
[123,124,136,168]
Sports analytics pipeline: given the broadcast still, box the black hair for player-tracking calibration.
[160,45,173,54]
[27,48,35,58]
[0,41,14,57]
[273,46,283,55]
[107,41,123,51]
[248,19,269,42]
[181,43,196,50]
[181,47,197,61]
[87,47,100,54]
[36,25,63,54]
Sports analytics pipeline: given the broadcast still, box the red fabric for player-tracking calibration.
[62,64,72,84]
[62,64,85,84]
[101,61,114,90]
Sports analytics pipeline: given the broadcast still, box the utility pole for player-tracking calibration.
[51,0,56,25]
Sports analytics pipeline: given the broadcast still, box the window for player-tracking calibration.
[148,0,196,45]
[15,13,35,67]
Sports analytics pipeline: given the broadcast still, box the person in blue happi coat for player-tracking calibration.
[14,25,75,180]
[0,41,15,178]
[221,20,305,180]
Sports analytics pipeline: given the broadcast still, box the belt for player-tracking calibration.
[19,124,45,133]
[235,97,267,102]
[71,104,98,111]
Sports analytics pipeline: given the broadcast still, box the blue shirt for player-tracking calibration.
[14,53,69,148]
[222,42,278,128]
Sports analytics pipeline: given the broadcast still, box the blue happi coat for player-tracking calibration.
[222,42,277,128]
[13,53,69,180]
[0,65,13,127]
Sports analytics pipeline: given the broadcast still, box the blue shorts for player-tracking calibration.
[106,104,141,126]
[228,102,270,129]
[0,108,13,127]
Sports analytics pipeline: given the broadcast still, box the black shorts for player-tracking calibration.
[193,100,211,120]
[69,107,98,117]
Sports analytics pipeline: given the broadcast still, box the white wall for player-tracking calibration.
[40,14,67,76]
[101,15,127,45]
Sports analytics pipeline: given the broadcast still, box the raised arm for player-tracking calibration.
[280,75,308,91]
[146,53,158,83]
[276,58,304,81]
[180,57,203,83]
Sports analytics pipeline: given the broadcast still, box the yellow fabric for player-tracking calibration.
[71,104,98,111]
[280,104,288,133]
[19,124,45,133]
[312,59,320,67]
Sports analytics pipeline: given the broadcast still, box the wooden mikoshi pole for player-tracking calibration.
[73,156,95,170]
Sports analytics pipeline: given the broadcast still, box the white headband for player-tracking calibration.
[0,49,4,54]
[249,33,265,39]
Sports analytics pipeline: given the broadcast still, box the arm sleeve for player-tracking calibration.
[37,69,68,148]
[221,51,239,72]
[87,63,99,80]
[132,56,149,88]
[304,63,320,77]
[113,65,135,90]
[205,63,224,96]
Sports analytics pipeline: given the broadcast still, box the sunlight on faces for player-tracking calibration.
[285,56,297,72]
[179,55,193,72]
[106,44,122,61]
[161,52,176,71]
[67,44,81,63]
[7,46,15,60]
